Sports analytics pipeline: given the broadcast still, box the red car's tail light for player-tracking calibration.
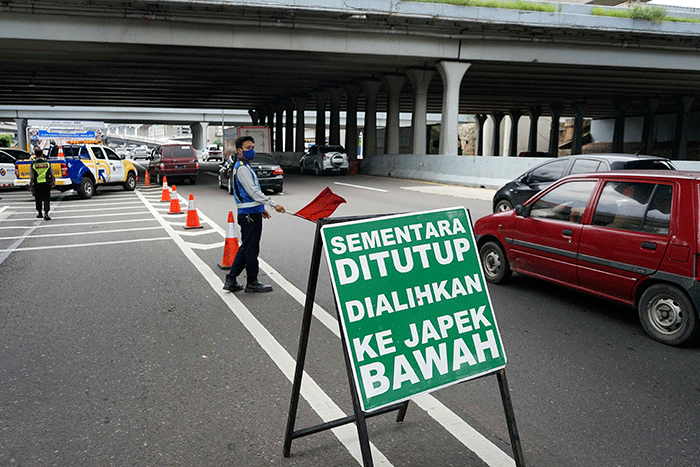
[273,168,283,175]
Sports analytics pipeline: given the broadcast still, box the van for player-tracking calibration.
[148,144,199,185]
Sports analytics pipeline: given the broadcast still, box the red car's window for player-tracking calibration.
[529,180,597,223]
[591,182,672,235]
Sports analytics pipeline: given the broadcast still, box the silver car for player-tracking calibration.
[300,144,349,175]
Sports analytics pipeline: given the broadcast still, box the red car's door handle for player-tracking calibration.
[641,241,657,250]
[562,229,573,236]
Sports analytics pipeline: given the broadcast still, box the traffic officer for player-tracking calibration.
[223,136,285,293]
[30,146,55,220]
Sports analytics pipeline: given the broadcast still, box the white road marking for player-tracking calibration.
[5,211,150,221]
[164,190,516,467]
[0,218,157,230]
[0,236,170,253]
[179,229,216,237]
[0,226,162,240]
[401,184,496,201]
[186,241,224,250]
[334,182,388,192]
[135,190,395,467]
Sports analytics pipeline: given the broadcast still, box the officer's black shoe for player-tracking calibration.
[223,278,243,292]
[36,212,43,218]
[44,214,51,221]
[245,281,273,293]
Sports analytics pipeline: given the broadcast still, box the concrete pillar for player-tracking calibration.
[437,61,471,156]
[407,69,434,155]
[137,124,152,138]
[191,122,208,153]
[344,84,361,162]
[293,96,309,153]
[275,102,284,152]
[256,107,268,130]
[14,118,28,151]
[549,104,563,157]
[311,91,328,146]
[248,109,260,125]
[383,75,405,154]
[491,112,505,157]
[284,99,295,152]
[508,110,522,157]
[673,96,694,160]
[475,114,488,156]
[612,99,628,153]
[642,98,660,155]
[265,104,276,149]
[528,106,542,154]
[360,80,382,159]
[327,88,343,146]
[572,102,587,155]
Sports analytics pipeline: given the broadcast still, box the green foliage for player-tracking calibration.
[0,134,12,148]
[592,3,668,23]
[592,4,699,23]
[404,0,556,13]
[631,3,667,22]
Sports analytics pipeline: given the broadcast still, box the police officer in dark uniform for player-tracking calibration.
[30,146,55,220]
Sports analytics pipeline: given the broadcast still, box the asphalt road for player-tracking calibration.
[2,164,700,467]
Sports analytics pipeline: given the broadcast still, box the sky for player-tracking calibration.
[648,0,700,7]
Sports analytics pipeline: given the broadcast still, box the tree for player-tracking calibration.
[0,134,12,147]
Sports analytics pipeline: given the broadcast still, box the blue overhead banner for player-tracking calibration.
[38,130,96,138]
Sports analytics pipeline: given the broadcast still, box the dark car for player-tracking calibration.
[492,154,676,212]
[147,143,199,185]
[475,170,700,346]
[218,153,283,194]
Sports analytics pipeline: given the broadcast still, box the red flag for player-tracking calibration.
[294,187,346,222]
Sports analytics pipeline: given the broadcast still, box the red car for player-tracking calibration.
[474,170,700,346]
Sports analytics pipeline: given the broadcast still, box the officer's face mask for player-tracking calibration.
[241,148,255,160]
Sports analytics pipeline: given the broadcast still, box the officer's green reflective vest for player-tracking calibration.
[33,161,51,184]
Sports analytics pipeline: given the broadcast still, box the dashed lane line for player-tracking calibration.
[135,189,395,467]
[334,181,388,193]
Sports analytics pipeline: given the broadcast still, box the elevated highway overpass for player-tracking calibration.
[1,0,699,178]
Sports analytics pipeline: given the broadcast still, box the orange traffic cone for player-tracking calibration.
[184,194,203,229]
[218,211,240,269]
[160,176,170,202]
[144,170,151,186]
[168,185,182,214]
[57,146,65,158]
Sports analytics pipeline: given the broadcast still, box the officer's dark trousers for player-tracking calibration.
[34,183,51,214]
[227,212,263,285]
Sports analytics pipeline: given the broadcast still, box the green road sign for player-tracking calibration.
[321,207,507,412]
